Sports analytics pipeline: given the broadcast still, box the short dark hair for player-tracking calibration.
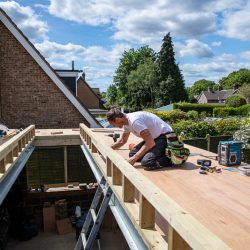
[106,108,125,121]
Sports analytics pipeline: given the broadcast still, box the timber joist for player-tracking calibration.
[0,125,35,180]
[80,123,230,250]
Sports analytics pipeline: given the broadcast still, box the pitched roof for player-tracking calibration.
[77,75,106,109]
[199,89,238,101]
[0,8,100,128]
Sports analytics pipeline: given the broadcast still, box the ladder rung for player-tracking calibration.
[81,232,87,247]
[90,208,97,223]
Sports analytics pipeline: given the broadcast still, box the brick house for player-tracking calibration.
[0,8,100,129]
[55,67,106,114]
[77,73,106,110]
[197,87,239,104]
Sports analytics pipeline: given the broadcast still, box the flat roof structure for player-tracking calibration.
[80,124,250,250]
[1,126,249,249]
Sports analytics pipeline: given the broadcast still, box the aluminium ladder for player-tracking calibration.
[74,177,113,250]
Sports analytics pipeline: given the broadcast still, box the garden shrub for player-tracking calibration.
[154,109,187,123]
[213,118,240,135]
[172,120,217,138]
[225,94,247,107]
[186,110,199,120]
[233,123,250,163]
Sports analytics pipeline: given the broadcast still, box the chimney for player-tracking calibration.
[233,83,239,90]
[72,61,74,70]
[218,85,223,91]
[208,87,213,92]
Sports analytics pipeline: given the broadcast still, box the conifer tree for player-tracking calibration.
[157,33,188,105]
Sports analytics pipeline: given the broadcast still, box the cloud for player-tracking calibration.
[219,2,250,40]
[34,40,86,62]
[177,39,214,58]
[240,51,250,60]
[211,41,222,47]
[48,0,120,26]
[46,0,223,46]
[34,40,131,91]
[181,53,250,86]
[0,1,48,40]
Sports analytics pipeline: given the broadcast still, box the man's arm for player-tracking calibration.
[111,132,130,149]
[128,129,155,166]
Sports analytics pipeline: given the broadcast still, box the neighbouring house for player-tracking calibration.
[55,62,82,96]
[197,86,239,104]
[0,8,100,128]
[77,73,107,116]
[56,66,106,116]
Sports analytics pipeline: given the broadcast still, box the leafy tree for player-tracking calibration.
[189,79,216,97]
[113,46,156,106]
[156,33,188,106]
[126,58,158,109]
[225,94,247,107]
[106,84,118,107]
[239,84,250,103]
[219,69,250,89]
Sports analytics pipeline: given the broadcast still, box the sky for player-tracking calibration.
[0,0,250,92]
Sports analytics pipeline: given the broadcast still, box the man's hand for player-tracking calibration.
[111,132,130,150]
[128,156,137,166]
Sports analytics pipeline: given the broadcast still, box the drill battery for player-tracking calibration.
[218,141,242,166]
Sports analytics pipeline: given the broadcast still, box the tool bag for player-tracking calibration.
[165,132,190,165]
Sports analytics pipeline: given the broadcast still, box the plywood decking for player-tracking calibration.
[82,125,250,250]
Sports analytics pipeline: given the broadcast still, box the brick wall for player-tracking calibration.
[0,22,89,129]
[77,78,101,109]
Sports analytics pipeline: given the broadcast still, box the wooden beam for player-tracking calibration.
[168,225,190,250]
[64,146,68,183]
[106,157,112,177]
[139,193,155,229]
[91,143,97,153]
[123,175,134,202]
[112,163,122,185]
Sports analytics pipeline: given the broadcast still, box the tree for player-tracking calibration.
[239,84,250,103]
[156,33,188,106]
[225,94,247,107]
[106,84,118,107]
[219,69,250,89]
[113,46,156,106]
[189,79,216,97]
[126,58,158,109]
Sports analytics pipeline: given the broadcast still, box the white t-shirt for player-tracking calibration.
[123,111,173,139]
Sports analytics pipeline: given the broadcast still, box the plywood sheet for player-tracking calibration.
[93,129,250,249]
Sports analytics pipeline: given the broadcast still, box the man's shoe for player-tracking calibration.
[144,162,164,171]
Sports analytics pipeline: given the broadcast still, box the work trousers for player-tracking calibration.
[129,134,172,168]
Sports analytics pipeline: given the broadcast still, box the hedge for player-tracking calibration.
[213,104,250,117]
[172,118,241,139]
[173,103,225,115]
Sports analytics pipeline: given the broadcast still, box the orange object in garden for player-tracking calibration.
[129,143,135,151]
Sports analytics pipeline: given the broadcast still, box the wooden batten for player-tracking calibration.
[91,143,97,153]
[64,146,68,183]
[168,225,190,250]
[123,175,134,202]
[112,163,122,185]
[0,125,35,178]
[139,193,155,229]
[106,157,112,177]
